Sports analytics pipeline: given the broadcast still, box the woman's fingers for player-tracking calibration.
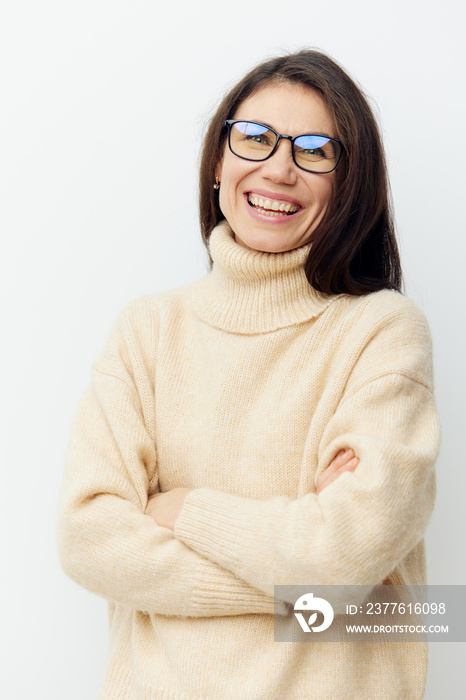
[316,449,359,494]
[321,449,355,482]
[318,458,359,491]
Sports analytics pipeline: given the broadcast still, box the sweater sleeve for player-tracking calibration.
[173,301,441,604]
[56,305,288,618]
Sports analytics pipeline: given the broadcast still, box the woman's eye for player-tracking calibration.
[295,135,335,161]
[303,147,325,157]
[247,134,269,144]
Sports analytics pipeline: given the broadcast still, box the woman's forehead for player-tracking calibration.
[233,82,337,137]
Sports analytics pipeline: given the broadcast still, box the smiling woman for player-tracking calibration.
[57,49,441,700]
[215,83,338,252]
[200,50,400,295]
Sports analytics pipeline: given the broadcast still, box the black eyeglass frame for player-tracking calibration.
[224,119,343,174]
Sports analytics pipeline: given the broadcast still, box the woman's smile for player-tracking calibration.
[244,190,303,222]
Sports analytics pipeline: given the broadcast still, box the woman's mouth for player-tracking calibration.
[247,193,301,217]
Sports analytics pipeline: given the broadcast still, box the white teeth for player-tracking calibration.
[247,194,300,215]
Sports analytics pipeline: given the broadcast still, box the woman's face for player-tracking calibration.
[215,82,338,253]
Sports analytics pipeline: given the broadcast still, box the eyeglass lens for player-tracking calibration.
[229,121,340,173]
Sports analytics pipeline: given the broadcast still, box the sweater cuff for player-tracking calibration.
[175,488,240,564]
[173,487,289,592]
[190,556,288,616]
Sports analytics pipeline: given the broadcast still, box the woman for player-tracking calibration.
[57,50,441,699]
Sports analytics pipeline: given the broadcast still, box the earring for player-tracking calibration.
[213,177,220,190]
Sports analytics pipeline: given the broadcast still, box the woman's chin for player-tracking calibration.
[231,227,311,253]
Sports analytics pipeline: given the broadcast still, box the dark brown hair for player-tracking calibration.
[198,49,403,295]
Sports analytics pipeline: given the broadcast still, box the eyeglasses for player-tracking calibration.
[225,120,343,174]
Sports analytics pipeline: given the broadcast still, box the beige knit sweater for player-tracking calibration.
[57,220,441,699]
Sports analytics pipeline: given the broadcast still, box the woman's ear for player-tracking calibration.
[214,157,223,182]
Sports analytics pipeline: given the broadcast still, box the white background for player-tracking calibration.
[1,0,465,697]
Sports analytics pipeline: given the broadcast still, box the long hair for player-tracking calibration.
[198,50,403,295]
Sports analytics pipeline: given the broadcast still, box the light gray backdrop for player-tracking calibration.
[1,0,464,697]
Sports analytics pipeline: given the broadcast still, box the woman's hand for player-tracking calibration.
[145,487,193,531]
[316,449,359,494]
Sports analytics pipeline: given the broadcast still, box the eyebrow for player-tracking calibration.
[248,119,334,139]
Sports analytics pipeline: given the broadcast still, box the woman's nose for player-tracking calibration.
[260,139,298,185]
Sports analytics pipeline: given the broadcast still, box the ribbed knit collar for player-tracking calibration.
[189,220,339,334]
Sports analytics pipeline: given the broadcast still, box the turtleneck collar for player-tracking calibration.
[189,220,340,334]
